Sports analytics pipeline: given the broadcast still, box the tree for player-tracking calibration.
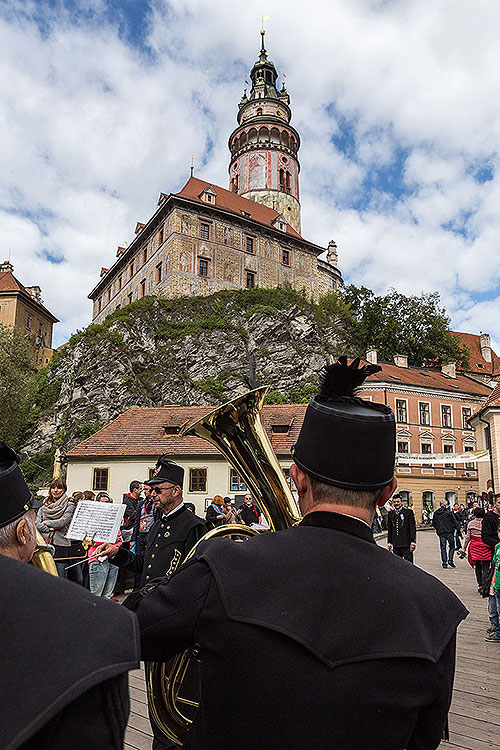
[0,324,36,448]
[342,286,470,369]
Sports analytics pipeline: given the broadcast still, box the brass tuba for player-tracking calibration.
[145,386,301,746]
[31,530,59,576]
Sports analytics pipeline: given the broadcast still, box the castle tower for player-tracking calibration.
[228,31,302,233]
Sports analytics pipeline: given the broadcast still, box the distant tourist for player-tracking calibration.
[206,495,226,528]
[432,501,462,569]
[485,525,500,643]
[238,493,262,526]
[459,507,491,595]
[387,494,416,563]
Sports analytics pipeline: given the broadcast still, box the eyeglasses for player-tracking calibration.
[151,484,177,494]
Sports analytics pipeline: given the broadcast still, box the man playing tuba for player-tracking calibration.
[126,359,467,749]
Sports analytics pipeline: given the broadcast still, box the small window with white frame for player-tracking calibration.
[443,443,454,468]
[461,406,472,430]
[229,469,247,492]
[395,399,408,423]
[418,402,430,426]
[441,405,452,428]
[92,468,109,491]
[397,440,409,466]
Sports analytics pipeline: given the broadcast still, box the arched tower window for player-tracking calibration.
[270,127,280,144]
[248,128,258,144]
[256,107,263,116]
[281,131,289,148]
[258,127,270,143]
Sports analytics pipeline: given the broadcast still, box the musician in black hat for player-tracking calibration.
[97,457,206,586]
[387,493,417,563]
[0,443,139,750]
[125,359,468,750]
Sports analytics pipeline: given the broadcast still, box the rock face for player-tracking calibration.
[22,289,349,458]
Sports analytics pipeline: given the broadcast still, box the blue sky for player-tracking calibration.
[1,0,500,349]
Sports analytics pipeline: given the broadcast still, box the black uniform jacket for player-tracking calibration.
[130,511,468,750]
[0,554,139,750]
[387,506,417,547]
[113,504,207,585]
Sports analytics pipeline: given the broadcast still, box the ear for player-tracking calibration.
[377,477,398,507]
[290,463,307,496]
[15,518,30,547]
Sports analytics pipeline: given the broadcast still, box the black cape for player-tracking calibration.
[0,555,139,750]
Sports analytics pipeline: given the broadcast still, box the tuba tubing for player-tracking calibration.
[145,386,301,746]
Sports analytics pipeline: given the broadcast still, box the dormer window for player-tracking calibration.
[201,187,217,205]
[271,424,289,434]
[163,425,180,435]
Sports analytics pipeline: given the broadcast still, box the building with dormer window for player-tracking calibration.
[89,32,341,324]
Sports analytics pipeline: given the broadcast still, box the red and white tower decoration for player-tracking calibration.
[228,31,302,234]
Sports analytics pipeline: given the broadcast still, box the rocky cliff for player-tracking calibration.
[21,288,352,469]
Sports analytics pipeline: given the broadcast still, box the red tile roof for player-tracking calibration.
[0,271,59,322]
[175,177,304,240]
[0,270,24,293]
[67,403,308,459]
[362,360,491,396]
[451,331,500,377]
[472,383,500,418]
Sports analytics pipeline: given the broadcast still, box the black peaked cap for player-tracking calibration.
[146,455,185,488]
[0,443,34,528]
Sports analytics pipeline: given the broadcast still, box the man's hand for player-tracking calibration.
[95,543,119,558]
[387,544,393,551]
[410,543,416,552]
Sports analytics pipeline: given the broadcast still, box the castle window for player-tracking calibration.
[246,270,256,288]
[198,258,209,277]
[282,249,290,266]
[140,279,146,298]
[231,175,239,193]
[257,107,263,116]
[26,314,32,330]
[129,262,134,279]
[156,263,162,283]
[286,171,291,192]
[127,292,132,305]
[118,275,122,291]
[143,247,147,265]
[107,288,111,302]
[159,227,164,245]
[246,236,255,254]
[279,168,285,189]
[200,222,210,240]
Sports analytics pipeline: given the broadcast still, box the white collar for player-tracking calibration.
[340,512,371,529]
[163,501,184,519]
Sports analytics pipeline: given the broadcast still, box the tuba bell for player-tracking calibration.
[145,386,301,746]
[30,530,58,576]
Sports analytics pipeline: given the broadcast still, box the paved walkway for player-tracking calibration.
[125,529,499,750]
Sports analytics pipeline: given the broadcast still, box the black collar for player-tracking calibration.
[300,511,375,544]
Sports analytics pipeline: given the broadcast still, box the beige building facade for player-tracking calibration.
[469,384,500,496]
[0,261,58,368]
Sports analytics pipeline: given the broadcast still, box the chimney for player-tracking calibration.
[441,362,456,378]
[394,354,408,368]
[0,260,13,273]
[100,267,109,278]
[25,285,42,302]
[366,348,378,365]
[480,332,492,363]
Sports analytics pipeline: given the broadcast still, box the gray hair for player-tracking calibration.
[309,478,382,511]
[440,500,449,508]
[0,512,33,551]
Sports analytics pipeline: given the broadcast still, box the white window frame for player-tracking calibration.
[461,406,472,430]
[418,400,431,426]
[440,403,453,429]
[395,398,408,424]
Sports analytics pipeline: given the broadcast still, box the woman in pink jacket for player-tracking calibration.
[460,507,491,595]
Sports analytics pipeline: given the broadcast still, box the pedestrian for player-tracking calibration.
[387,493,417,563]
[484,525,500,643]
[432,500,462,568]
[459,507,491,595]
[88,492,121,599]
[121,480,142,547]
[125,358,467,750]
[222,497,243,524]
[132,482,158,588]
[96,457,207,750]
[0,443,139,749]
[205,494,225,528]
[238,492,262,526]
[35,478,75,579]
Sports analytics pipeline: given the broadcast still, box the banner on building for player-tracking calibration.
[396,450,489,465]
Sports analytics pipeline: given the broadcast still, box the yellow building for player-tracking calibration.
[0,261,58,369]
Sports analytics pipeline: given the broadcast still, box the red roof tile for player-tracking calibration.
[472,383,500,417]
[175,177,304,240]
[362,360,491,396]
[67,403,308,459]
[452,331,500,377]
[0,271,24,293]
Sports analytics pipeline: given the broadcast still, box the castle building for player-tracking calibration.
[89,33,341,324]
[0,261,58,369]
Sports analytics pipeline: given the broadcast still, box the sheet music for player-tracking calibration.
[67,501,125,544]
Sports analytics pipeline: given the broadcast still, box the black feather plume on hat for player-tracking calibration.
[319,356,382,401]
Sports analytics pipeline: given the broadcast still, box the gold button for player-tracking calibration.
[148,564,152,569]
[151,554,155,558]
[161,524,165,528]
[146,575,150,580]
[166,526,170,529]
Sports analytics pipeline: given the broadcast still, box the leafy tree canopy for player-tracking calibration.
[0,324,36,448]
[342,286,470,369]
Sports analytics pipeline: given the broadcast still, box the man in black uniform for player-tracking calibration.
[387,492,417,563]
[97,456,206,749]
[125,359,468,750]
[0,443,139,750]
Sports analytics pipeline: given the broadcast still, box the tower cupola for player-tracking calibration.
[228,30,302,233]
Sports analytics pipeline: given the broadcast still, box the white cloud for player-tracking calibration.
[1,0,500,348]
